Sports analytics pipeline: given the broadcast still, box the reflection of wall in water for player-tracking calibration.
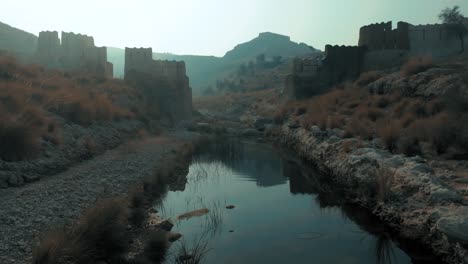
[195,141,287,187]
[284,158,441,264]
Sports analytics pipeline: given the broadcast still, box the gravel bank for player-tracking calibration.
[0,134,194,264]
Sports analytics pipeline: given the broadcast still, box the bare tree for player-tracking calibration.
[439,5,467,53]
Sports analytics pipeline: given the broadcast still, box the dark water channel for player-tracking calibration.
[158,140,437,264]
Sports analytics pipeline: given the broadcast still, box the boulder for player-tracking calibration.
[241,129,261,137]
[437,208,468,246]
[0,173,10,189]
[7,174,24,187]
[167,232,182,242]
[158,219,174,231]
[254,117,273,130]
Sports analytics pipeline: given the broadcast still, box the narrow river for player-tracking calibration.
[158,140,436,264]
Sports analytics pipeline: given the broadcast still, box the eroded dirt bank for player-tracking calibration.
[0,132,195,264]
[278,123,468,264]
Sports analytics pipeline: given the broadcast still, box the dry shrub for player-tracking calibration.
[397,132,421,157]
[344,118,374,140]
[355,71,383,87]
[83,136,97,156]
[377,119,402,153]
[0,120,40,161]
[376,96,390,108]
[33,198,130,264]
[375,168,395,203]
[341,140,364,153]
[401,57,434,77]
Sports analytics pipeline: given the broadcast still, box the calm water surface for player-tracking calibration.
[158,141,435,264]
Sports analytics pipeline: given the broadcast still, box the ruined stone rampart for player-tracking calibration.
[124,47,192,122]
[285,18,468,100]
[408,24,460,58]
[36,31,61,68]
[359,21,410,50]
[35,31,112,78]
[359,21,463,58]
[125,48,186,81]
[284,45,365,99]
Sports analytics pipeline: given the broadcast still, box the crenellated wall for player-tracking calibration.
[125,48,186,81]
[284,46,365,99]
[408,24,461,57]
[359,21,463,58]
[358,21,410,50]
[36,31,61,68]
[285,18,468,100]
[124,47,192,122]
[35,31,112,78]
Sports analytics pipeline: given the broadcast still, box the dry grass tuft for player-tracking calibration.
[401,57,434,77]
[33,198,130,264]
[375,168,395,203]
[355,71,383,87]
[377,119,402,153]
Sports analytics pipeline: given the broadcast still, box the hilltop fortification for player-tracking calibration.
[285,18,468,100]
[36,31,113,78]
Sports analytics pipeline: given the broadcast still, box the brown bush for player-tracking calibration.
[344,118,374,140]
[401,57,434,77]
[355,71,383,87]
[375,168,395,203]
[377,119,402,153]
[0,119,40,161]
[33,198,130,264]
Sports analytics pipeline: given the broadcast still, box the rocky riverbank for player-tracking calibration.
[278,122,468,264]
[0,119,147,189]
[0,132,196,264]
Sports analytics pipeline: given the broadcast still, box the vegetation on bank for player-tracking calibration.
[274,57,468,160]
[0,54,156,162]
[33,143,193,264]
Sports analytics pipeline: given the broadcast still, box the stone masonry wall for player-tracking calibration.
[35,31,112,78]
[124,47,192,122]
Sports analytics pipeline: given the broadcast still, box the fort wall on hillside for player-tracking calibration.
[35,31,112,78]
[124,47,192,122]
[285,18,468,100]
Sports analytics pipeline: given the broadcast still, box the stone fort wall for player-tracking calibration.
[408,24,460,57]
[359,21,463,58]
[124,47,186,81]
[359,21,410,50]
[124,47,192,122]
[35,31,112,78]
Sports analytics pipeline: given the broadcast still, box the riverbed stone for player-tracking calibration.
[254,117,273,130]
[167,232,182,242]
[23,174,40,183]
[430,188,462,204]
[410,164,433,174]
[241,129,261,137]
[0,173,9,189]
[437,208,468,246]
[7,174,24,187]
[158,219,174,231]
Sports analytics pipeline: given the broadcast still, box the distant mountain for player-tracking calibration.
[0,21,37,58]
[223,32,316,63]
[108,32,317,94]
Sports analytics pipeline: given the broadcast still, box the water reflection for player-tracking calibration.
[159,140,438,264]
[195,140,287,187]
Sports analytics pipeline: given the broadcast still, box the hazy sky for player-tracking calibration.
[2,0,468,56]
